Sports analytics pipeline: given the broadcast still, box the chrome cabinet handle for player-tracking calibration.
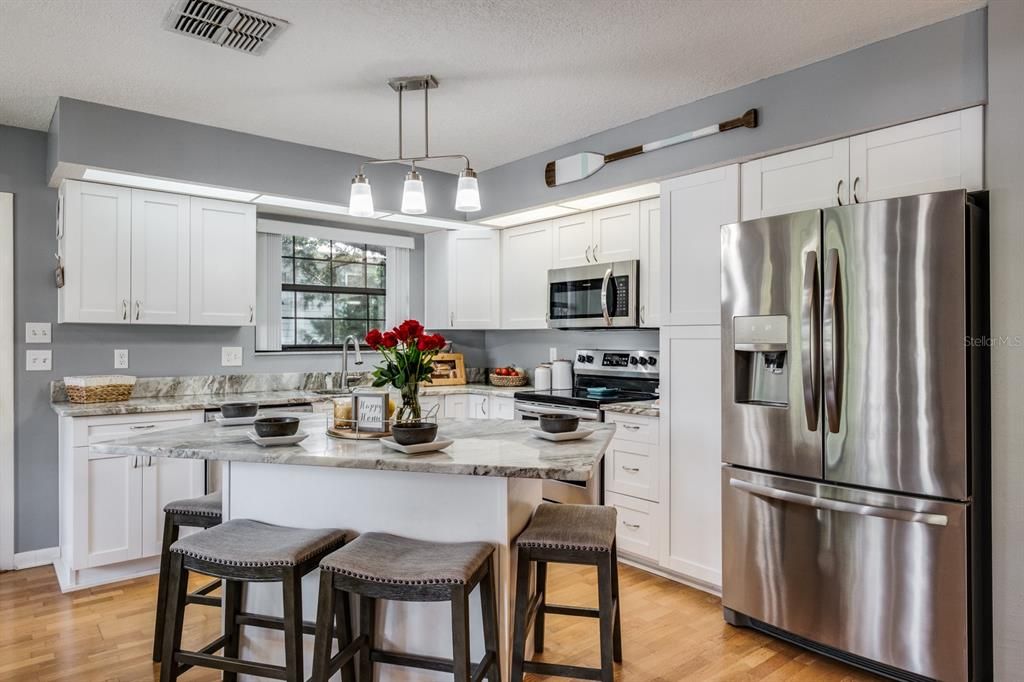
[622,521,640,530]
[592,243,599,262]
[135,300,141,320]
[600,267,613,326]
[249,305,254,323]
[852,176,861,203]
[131,456,138,468]
[639,305,645,325]
[146,456,153,467]
[585,245,592,263]
[823,248,843,434]
[835,179,844,206]
[621,465,640,473]
[449,311,454,327]
[622,424,640,431]
[122,299,128,320]
[801,250,820,432]
[130,424,157,430]
[728,478,948,526]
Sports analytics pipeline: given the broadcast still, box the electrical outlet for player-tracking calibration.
[549,347,558,362]
[26,349,52,371]
[114,349,129,369]
[25,322,51,344]
[221,346,243,367]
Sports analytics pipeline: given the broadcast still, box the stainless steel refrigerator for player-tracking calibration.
[719,190,990,682]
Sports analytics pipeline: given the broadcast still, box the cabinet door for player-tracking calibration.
[423,231,451,330]
[605,491,660,562]
[740,140,849,220]
[445,394,468,419]
[468,394,489,419]
[552,213,593,267]
[449,231,500,329]
[501,221,552,329]
[490,396,515,420]
[659,326,722,588]
[141,457,206,557]
[849,106,983,202]
[419,394,445,419]
[59,181,132,324]
[638,198,661,327]
[592,202,640,263]
[130,190,190,324]
[660,165,739,326]
[76,450,142,568]
[190,198,256,326]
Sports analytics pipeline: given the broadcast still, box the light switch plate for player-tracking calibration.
[221,346,243,367]
[25,322,51,344]
[26,349,52,371]
[114,349,129,369]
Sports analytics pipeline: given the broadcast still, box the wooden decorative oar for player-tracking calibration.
[545,108,758,187]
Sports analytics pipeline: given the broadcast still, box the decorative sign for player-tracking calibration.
[353,393,388,433]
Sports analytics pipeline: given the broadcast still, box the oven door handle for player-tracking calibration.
[600,267,613,326]
[516,403,599,420]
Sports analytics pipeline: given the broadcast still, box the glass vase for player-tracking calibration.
[394,382,422,423]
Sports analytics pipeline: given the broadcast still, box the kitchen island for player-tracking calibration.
[93,415,614,681]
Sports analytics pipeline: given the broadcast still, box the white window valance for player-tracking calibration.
[257,218,415,250]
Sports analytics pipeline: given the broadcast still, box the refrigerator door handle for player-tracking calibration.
[728,478,949,527]
[823,248,843,433]
[801,250,820,431]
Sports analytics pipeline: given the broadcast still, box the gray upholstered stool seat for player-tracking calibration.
[320,532,493,585]
[164,490,222,518]
[515,502,617,552]
[170,519,347,569]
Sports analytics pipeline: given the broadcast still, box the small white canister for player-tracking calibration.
[551,359,573,391]
[534,363,552,391]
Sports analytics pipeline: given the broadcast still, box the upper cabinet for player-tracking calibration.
[592,202,640,263]
[57,180,257,326]
[552,213,594,268]
[423,229,501,330]
[501,221,552,329]
[741,106,984,220]
[638,198,660,328]
[189,198,256,326]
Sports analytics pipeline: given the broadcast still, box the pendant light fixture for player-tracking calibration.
[348,75,480,217]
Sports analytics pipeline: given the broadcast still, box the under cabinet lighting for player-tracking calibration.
[557,183,661,211]
[81,169,260,202]
[380,213,494,231]
[253,195,350,215]
[479,205,579,228]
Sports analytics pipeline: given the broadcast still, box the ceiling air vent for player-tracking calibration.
[164,0,288,56]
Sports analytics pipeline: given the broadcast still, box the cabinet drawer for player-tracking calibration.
[605,491,660,562]
[606,414,659,445]
[604,440,658,501]
[80,412,202,445]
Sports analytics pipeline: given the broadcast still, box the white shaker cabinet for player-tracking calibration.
[490,396,515,420]
[740,140,850,221]
[444,394,469,419]
[638,198,660,327]
[659,325,722,589]
[423,230,501,330]
[469,394,489,419]
[423,231,451,330]
[189,197,257,326]
[130,190,190,324]
[592,202,640,263]
[660,165,739,326]
[551,213,594,267]
[501,221,552,329]
[58,180,132,324]
[80,450,144,567]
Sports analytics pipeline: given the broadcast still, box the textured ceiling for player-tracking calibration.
[0,0,984,172]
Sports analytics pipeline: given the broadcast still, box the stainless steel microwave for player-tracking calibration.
[547,260,639,329]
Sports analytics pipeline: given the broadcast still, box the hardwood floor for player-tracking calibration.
[0,562,878,681]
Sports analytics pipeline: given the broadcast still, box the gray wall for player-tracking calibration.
[482,329,659,376]
[985,2,1024,677]
[478,9,987,218]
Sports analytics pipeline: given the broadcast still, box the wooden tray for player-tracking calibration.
[326,426,391,440]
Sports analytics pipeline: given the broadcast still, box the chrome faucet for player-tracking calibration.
[340,335,364,391]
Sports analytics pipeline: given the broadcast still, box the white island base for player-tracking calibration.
[223,460,542,682]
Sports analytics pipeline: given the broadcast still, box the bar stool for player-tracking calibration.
[510,503,622,682]
[159,519,348,682]
[153,490,223,662]
[310,532,501,682]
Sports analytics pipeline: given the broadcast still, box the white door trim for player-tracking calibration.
[0,193,14,570]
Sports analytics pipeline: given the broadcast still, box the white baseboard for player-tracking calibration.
[618,554,722,596]
[13,546,59,570]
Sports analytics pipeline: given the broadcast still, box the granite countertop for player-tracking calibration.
[51,383,522,418]
[601,400,660,418]
[91,415,614,481]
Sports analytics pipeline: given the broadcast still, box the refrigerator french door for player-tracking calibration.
[720,190,989,682]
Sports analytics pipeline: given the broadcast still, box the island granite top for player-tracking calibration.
[90,415,614,481]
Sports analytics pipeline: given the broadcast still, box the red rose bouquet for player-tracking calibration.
[365,320,447,422]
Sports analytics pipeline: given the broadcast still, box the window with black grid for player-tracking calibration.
[279,235,385,349]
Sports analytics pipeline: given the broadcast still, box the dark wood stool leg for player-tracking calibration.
[311,570,336,682]
[597,553,616,682]
[358,595,376,682]
[282,567,305,682]
[533,560,547,654]
[610,544,622,663]
[153,514,180,662]
[451,584,471,682]
[509,549,532,682]
[334,585,356,682]
[159,552,189,682]
[222,578,243,682]
[478,557,502,682]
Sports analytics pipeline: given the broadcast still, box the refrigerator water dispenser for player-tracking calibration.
[732,315,789,407]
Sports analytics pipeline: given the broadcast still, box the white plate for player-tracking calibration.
[246,430,309,447]
[216,413,262,426]
[380,437,454,455]
[528,427,594,442]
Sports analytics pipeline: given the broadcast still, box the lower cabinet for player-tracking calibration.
[444,394,469,419]
[603,413,661,563]
[57,411,206,591]
[441,392,514,420]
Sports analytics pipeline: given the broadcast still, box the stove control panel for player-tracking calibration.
[574,349,659,375]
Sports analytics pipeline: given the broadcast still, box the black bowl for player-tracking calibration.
[221,402,259,419]
[539,414,580,434]
[253,416,300,438]
[391,421,439,446]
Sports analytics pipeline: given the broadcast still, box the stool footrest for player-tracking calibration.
[175,650,288,680]
[322,634,366,677]
[172,635,227,676]
[544,603,601,618]
[235,611,318,635]
[370,648,495,681]
[186,594,221,608]
[523,659,605,681]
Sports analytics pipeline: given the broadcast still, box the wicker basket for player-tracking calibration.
[489,373,528,387]
[64,375,136,403]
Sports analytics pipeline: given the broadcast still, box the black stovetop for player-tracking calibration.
[514,387,659,410]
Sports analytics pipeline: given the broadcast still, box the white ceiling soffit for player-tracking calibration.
[478,183,660,228]
[0,0,983,171]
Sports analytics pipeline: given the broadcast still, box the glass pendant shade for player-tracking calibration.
[401,170,427,214]
[454,168,481,212]
[349,175,374,217]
